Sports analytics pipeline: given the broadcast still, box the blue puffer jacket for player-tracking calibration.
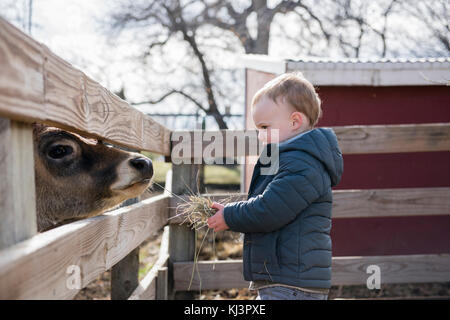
[223,128,343,289]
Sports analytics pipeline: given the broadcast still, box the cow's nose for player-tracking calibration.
[129,157,153,178]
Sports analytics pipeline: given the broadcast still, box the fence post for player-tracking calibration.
[0,118,37,250]
[168,163,199,299]
[110,197,140,300]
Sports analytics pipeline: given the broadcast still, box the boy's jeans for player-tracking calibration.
[257,286,328,300]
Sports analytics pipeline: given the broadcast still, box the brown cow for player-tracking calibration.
[33,124,153,231]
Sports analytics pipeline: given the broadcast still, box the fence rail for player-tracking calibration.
[170,123,450,162]
[173,254,450,291]
[0,18,171,155]
[0,194,169,299]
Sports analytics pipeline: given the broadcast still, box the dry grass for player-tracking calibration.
[173,195,217,231]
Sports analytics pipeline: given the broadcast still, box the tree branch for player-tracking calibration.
[131,89,207,113]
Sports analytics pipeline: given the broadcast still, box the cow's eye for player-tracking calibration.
[48,145,73,159]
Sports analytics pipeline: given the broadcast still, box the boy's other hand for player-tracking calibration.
[207,202,229,232]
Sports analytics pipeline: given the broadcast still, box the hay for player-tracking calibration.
[175,195,217,231]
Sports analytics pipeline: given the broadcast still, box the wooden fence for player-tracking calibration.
[1,17,449,299]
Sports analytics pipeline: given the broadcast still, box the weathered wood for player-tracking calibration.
[0,194,170,299]
[163,169,173,196]
[129,170,172,300]
[128,225,170,300]
[332,187,450,218]
[334,123,450,154]
[168,163,199,299]
[169,187,450,223]
[0,119,37,250]
[0,19,44,122]
[156,267,169,300]
[0,18,171,155]
[168,164,199,264]
[111,247,139,300]
[171,130,262,163]
[332,254,450,285]
[174,260,247,291]
[110,197,140,300]
[170,123,450,163]
[173,254,450,290]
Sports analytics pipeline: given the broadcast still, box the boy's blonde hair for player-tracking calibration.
[252,72,322,127]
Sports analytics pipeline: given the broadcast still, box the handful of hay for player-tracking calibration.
[175,195,218,230]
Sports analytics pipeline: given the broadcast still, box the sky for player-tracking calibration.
[30,0,129,92]
[3,1,157,102]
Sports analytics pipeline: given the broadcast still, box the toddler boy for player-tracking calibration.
[208,72,343,300]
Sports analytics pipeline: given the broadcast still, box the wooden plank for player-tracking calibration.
[0,19,44,122]
[168,164,199,299]
[128,225,170,300]
[0,18,171,155]
[169,187,450,223]
[129,169,174,299]
[156,267,169,300]
[43,46,171,155]
[173,254,450,290]
[165,164,196,272]
[332,254,450,285]
[334,123,450,154]
[332,187,450,218]
[0,119,37,249]
[170,123,450,162]
[111,197,140,300]
[170,130,262,163]
[174,260,247,291]
[111,247,139,300]
[0,194,170,299]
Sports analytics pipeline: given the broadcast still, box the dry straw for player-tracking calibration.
[174,195,216,230]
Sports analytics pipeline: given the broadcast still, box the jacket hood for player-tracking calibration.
[278,128,344,187]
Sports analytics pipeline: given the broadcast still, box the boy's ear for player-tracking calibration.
[290,112,304,130]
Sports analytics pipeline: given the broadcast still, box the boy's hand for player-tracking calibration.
[207,202,229,232]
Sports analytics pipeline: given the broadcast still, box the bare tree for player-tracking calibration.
[401,0,449,55]
[106,0,449,129]
[107,0,334,129]
[328,0,398,58]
